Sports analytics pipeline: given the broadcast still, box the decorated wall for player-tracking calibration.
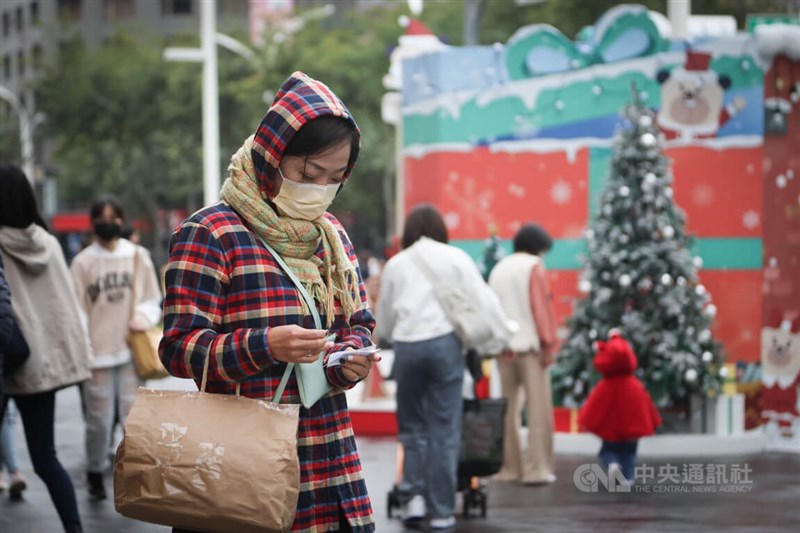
[398,6,799,444]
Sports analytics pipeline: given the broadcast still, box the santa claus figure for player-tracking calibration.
[761,318,800,449]
[656,50,746,140]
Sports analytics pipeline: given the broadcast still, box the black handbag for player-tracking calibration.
[2,321,30,374]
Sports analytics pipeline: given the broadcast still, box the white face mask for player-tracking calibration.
[273,167,340,221]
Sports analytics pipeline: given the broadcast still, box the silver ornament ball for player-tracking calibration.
[640,133,657,146]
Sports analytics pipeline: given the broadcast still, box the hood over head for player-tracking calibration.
[0,225,53,276]
[593,331,638,377]
[250,71,361,200]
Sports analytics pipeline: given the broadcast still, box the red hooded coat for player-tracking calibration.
[578,333,662,441]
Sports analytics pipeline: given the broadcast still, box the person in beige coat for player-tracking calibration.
[0,164,91,533]
[489,223,559,486]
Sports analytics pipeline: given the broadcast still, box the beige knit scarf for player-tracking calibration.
[220,136,361,326]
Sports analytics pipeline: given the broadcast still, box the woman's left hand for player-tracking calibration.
[340,350,382,383]
[129,314,149,332]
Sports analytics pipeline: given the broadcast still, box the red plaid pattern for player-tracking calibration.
[252,71,360,200]
[160,204,376,532]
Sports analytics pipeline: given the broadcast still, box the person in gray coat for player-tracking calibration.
[0,164,91,533]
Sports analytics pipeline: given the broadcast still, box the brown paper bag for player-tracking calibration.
[114,388,301,532]
[127,328,170,380]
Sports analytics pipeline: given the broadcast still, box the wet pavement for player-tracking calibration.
[1,381,798,532]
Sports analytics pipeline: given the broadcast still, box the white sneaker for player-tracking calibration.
[608,463,632,490]
[402,494,426,523]
[430,516,456,530]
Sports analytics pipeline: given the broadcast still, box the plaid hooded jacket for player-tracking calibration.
[159,72,375,532]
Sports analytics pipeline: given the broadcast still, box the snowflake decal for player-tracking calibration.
[443,211,461,230]
[443,177,493,235]
[742,210,760,230]
[508,183,526,198]
[551,180,572,205]
[692,183,714,206]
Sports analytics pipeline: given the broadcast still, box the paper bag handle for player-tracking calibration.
[201,348,241,396]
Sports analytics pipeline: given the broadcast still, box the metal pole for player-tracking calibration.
[668,0,691,40]
[201,0,221,206]
[0,85,34,183]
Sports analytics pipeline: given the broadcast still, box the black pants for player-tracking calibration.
[2,390,82,531]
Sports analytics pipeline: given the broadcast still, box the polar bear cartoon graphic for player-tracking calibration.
[656,50,746,140]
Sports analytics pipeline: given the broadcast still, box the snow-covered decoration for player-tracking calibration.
[391,5,794,428]
[755,24,800,62]
[590,4,665,63]
[506,24,589,79]
[649,11,737,39]
[383,18,444,91]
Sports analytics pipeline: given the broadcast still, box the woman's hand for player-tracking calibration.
[500,349,516,364]
[129,314,150,332]
[340,350,382,383]
[267,325,332,364]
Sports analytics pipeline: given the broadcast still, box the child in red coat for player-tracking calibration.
[579,329,662,482]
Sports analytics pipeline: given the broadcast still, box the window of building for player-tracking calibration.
[163,0,192,15]
[15,6,23,31]
[58,0,82,20]
[17,50,25,77]
[32,45,43,69]
[104,0,134,19]
[31,2,40,25]
[2,11,10,35]
[2,55,11,81]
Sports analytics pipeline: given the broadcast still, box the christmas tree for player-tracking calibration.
[553,85,724,410]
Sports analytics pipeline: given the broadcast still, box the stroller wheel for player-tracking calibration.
[387,485,400,518]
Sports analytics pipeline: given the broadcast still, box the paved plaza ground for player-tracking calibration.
[1,382,797,532]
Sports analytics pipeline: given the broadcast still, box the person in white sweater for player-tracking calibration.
[70,196,161,501]
[489,223,559,485]
[376,204,501,531]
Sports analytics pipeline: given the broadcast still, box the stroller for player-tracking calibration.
[387,351,507,518]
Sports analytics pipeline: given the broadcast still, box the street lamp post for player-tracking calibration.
[164,0,221,207]
[163,2,335,207]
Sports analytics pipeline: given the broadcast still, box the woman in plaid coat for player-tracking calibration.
[160,72,378,532]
